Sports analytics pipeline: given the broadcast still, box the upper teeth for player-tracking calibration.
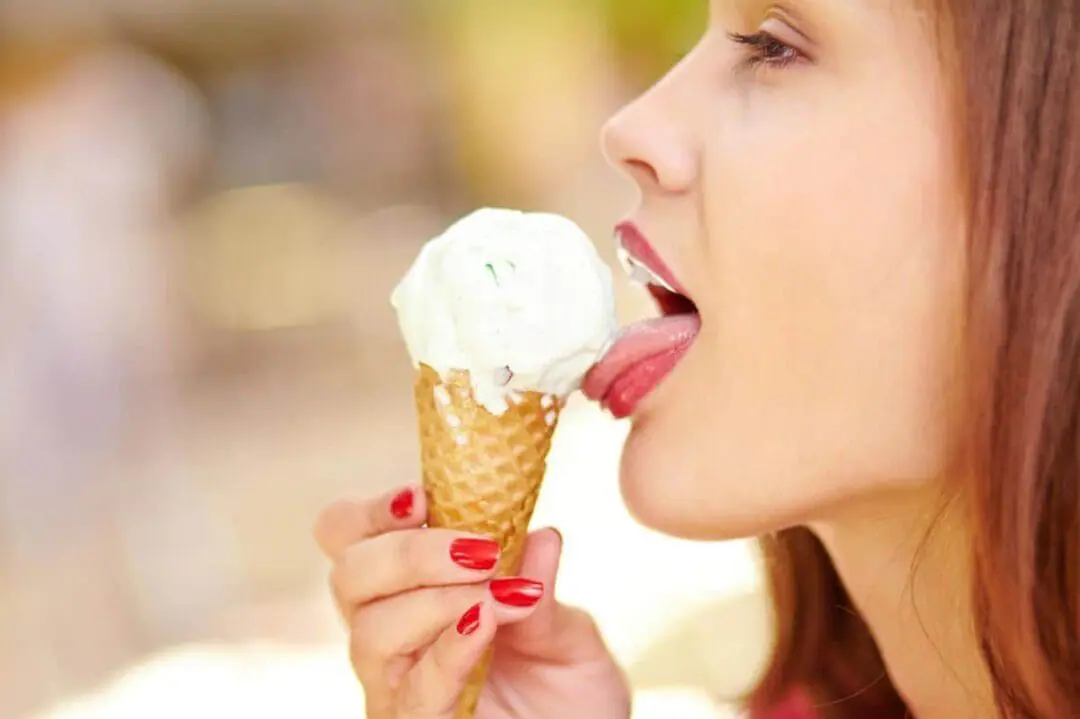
[616,244,677,293]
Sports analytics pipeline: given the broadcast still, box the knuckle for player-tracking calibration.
[334,542,375,606]
[327,569,346,614]
[394,531,428,576]
[442,586,485,619]
[356,543,389,592]
[568,606,603,638]
[312,501,343,554]
[314,496,372,556]
[327,559,346,594]
[349,612,394,667]
[406,588,477,647]
[328,553,354,599]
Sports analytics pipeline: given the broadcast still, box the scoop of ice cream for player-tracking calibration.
[391,207,618,414]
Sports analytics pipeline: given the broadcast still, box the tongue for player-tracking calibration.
[582,314,701,418]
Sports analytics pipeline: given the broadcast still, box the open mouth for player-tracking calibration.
[581,222,701,418]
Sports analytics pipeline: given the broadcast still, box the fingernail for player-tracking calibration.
[389,489,414,519]
[490,578,544,608]
[457,602,482,636]
[450,538,500,571]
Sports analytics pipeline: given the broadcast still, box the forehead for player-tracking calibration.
[707,0,934,23]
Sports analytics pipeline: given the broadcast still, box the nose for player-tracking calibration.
[601,72,698,196]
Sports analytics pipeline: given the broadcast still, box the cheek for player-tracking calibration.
[711,91,951,303]
[690,90,961,507]
[720,124,961,367]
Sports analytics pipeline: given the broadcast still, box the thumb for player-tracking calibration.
[497,528,608,662]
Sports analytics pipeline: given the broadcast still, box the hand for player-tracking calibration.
[314,485,631,719]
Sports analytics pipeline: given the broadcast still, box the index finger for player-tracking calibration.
[314,484,427,560]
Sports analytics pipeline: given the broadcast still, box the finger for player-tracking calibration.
[314,485,426,560]
[332,529,502,611]
[397,602,496,719]
[497,527,606,661]
[496,527,562,643]
[350,577,545,666]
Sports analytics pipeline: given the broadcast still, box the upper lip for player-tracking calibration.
[614,221,689,298]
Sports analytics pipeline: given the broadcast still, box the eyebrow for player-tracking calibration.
[714,0,804,25]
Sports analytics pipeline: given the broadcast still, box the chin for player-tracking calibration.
[615,368,833,541]
[616,409,788,542]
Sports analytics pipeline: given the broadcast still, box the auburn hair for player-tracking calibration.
[749,3,1080,718]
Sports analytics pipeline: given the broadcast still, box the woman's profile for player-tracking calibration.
[314,2,1080,717]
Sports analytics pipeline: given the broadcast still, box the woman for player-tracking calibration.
[314,2,1080,717]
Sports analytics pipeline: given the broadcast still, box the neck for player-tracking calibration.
[811,486,995,719]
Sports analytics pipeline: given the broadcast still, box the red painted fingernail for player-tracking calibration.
[450,538,500,571]
[389,489,414,519]
[490,578,544,608]
[457,603,482,636]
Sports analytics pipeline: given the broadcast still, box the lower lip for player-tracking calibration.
[582,314,701,419]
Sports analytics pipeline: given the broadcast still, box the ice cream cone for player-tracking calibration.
[413,362,562,718]
[394,208,615,717]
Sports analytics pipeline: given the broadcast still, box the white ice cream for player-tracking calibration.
[391,207,618,414]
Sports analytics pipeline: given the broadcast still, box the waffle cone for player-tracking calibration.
[412,363,562,719]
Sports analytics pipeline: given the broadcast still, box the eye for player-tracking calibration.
[727,23,808,71]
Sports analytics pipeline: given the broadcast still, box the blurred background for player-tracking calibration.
[0,1,774,717]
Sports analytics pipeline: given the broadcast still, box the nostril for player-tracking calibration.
[624,158,661,186]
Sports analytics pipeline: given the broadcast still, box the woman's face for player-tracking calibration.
[598,1,966,539]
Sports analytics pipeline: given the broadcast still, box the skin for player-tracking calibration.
[315,487,629,719]
[603,0,966,541]
[318,0,996,716]
[603,0,991,715]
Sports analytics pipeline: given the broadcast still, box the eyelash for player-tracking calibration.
[728,31,805,70]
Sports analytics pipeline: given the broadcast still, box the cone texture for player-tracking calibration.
[413,363,561,718]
